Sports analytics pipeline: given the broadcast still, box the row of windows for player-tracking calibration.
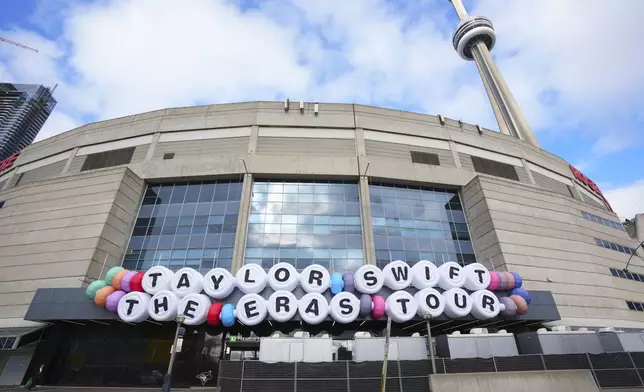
[124,180,476,272]
[626,301,644,312]
[609,268,644,283]
[595,238,636,255]
[583,211,625,231]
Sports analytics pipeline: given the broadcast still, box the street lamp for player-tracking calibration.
[162,314,185,392]
[423,314,437,375]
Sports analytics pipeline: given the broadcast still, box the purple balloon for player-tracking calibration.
[105,290,127,312]
[120,271,138,292]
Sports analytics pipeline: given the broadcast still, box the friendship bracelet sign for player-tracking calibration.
[85,261,531,327]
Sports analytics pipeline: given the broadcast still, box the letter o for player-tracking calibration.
[268,262,299,292]
[414,288,445,318]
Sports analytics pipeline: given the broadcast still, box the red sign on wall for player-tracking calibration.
[569,164,613,212]
[0,151,20,174]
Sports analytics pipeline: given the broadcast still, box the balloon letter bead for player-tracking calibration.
[207,303,223,326]
[170,268,204,298]
[148,290,180,322]
[94,286,115,307]
[117,291,151,323]
[354,265,384,294]
[236,293,267,326]
[104,266,124,286]
[120,271,138,293]
[298,293,329,324]
[437,262,465,290]
[300,264,330,294]
[220,304,236,327]
[86,280,107,300]
[105,290,126,312]
[462,263,491,291]
[330,292,360,324]
[268,290,298,323]
[236,264,267,294]
[178,293,210,326]
[414,288,445,318]
[330,272,344,295]
[470,290,500,320]
[203,268,236,299]
[372,296,386,319]
[383,260,412,290]
[142,266,174,295]
[386,291,417,323]
[411,260,439,290]
[442,288,472,318]
[268,263,299,292]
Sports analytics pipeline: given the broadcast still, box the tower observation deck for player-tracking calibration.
[449,0,540,148]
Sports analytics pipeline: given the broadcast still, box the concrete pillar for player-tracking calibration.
[636,214,644,242]
[0,169,18,190]
[144,132,161,161]
[521,159,536,185]
[61,147,79,173]
[231,173,253,274]
[354,128,367,156]
[448,141,462,168]
[359,176,376,266]
[248,125,259,154]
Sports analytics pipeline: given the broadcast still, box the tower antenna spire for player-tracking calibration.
[449,0,540,147]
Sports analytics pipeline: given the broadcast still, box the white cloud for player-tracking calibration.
[605,180,644,220]
[36,111,81,142]
[0,0,643,165]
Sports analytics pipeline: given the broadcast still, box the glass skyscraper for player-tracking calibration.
[0,83,57,159]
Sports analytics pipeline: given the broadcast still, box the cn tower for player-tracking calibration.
[449,0,540,148]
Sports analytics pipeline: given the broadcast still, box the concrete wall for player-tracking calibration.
[430,370,599,392]
[0,167,144,328]
[462,175,644,329]
[0,101,634,330]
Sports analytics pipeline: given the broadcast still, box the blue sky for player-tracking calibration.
[1,0,644,217]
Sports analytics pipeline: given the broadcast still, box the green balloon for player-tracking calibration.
[104,266,124,285]
[86,280,107,300]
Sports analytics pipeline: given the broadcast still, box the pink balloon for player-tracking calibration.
[488,272,501,291]
[372,296,386,319]
[120,271,138,292]
[105,290,127,312]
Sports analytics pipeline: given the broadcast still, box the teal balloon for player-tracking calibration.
[86,280,107,300]
[104,266,124,286]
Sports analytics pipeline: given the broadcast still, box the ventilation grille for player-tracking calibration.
[471,156,519,181]
[163,153,175,160]
[531,171,570,197]
[81,147,135,171]
[410,151,440,165]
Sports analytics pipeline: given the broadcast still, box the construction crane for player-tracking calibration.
[0,36,38,53]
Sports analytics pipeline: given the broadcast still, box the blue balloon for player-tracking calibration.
[510,288,531,305]
[221,304,236,327]
[330,272,344,295]
[511,272,523,288]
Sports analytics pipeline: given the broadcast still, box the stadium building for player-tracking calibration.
[0,0,641,390]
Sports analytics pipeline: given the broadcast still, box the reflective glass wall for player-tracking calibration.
[245,180,364,271]
[369,183,475,269]
[122,181,242,272]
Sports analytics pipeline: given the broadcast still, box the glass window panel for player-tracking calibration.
[369,183,475,266]
[123,180,242,271]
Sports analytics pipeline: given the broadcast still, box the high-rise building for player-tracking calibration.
[0,83,57,160]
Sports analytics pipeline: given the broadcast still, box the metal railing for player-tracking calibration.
[217,351,644,391]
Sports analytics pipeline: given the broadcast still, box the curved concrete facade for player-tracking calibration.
[0,101,641,330]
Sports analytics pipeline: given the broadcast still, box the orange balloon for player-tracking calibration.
[112,269,129,290]
[94,286,116,307]
[510,294,528,315]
